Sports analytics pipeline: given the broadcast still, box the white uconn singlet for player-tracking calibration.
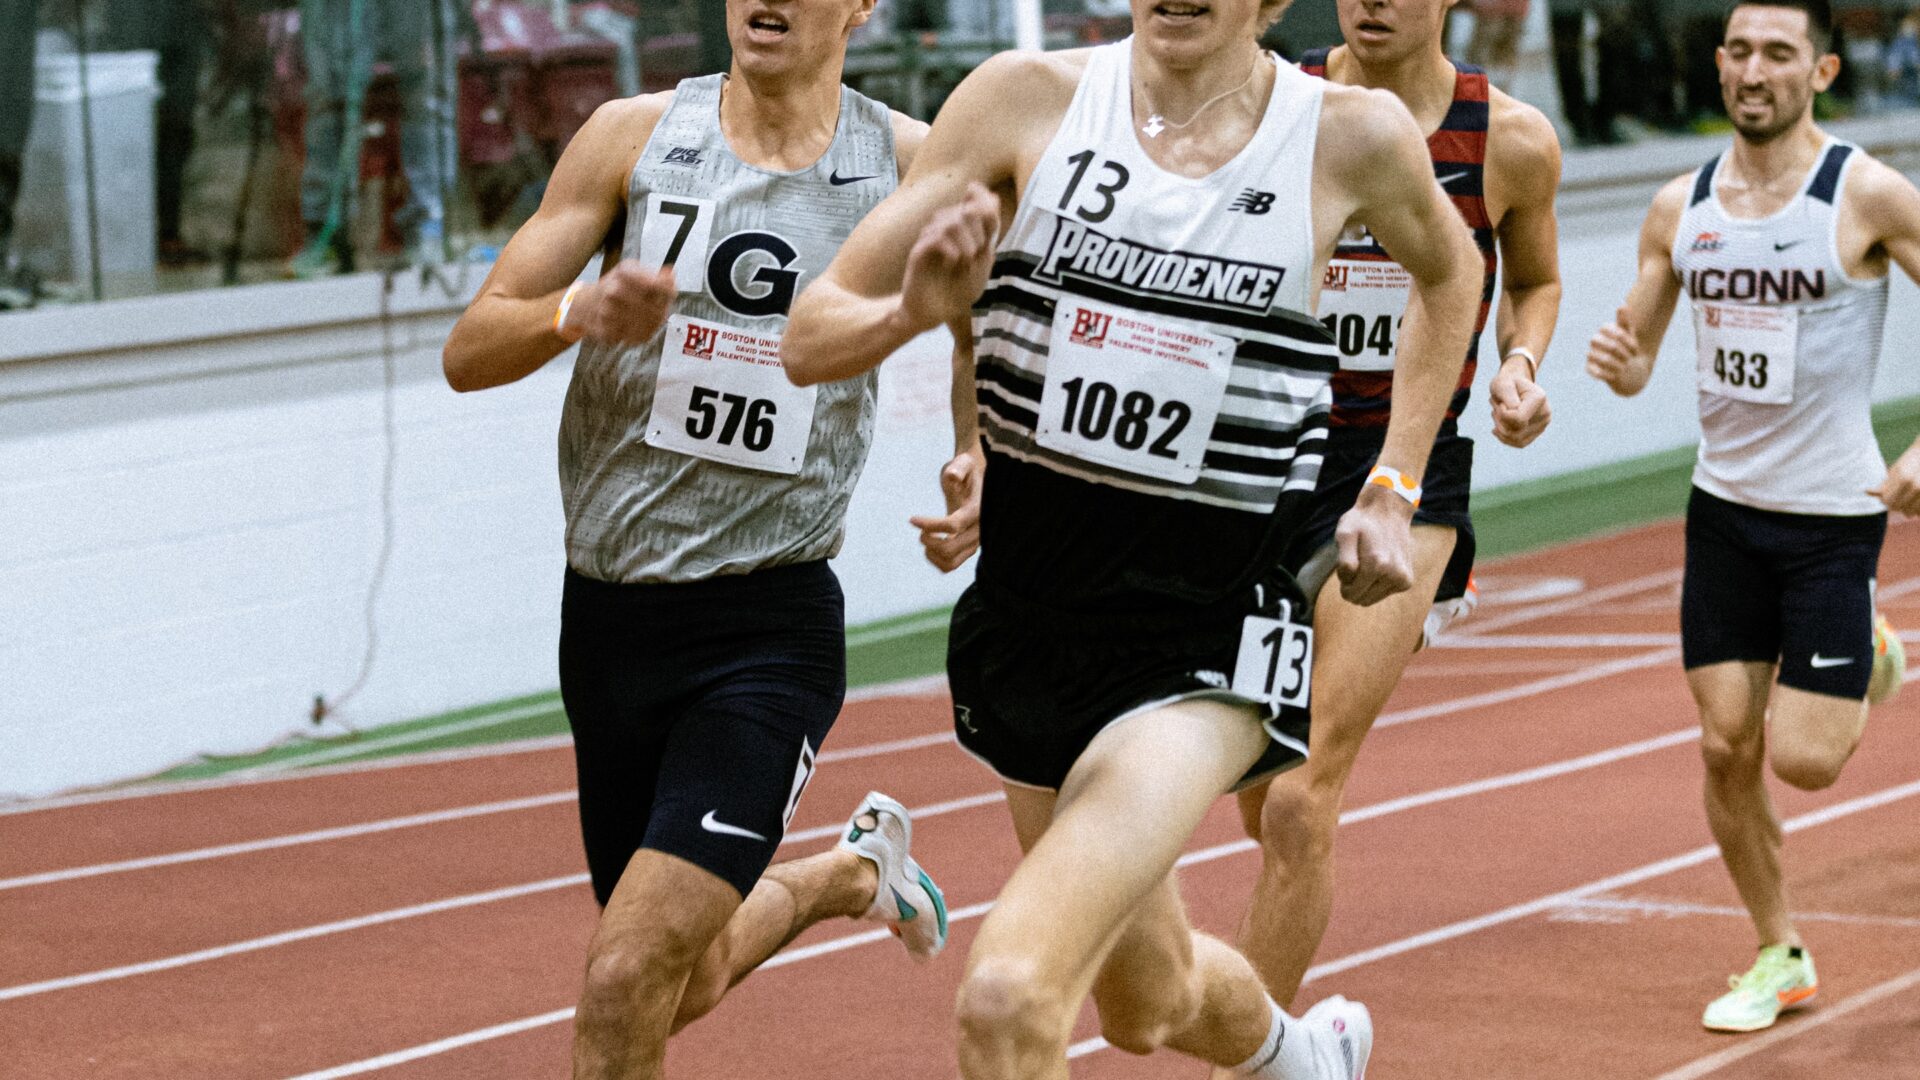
[973,41,1334,611]
[1672,140,1891,516]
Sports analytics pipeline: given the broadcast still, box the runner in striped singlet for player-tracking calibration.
[786,1,1486,1075]
[1226,0,1566,1015]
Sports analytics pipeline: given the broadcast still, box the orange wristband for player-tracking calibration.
[1365,464,1422,508]
[553,282,585,343]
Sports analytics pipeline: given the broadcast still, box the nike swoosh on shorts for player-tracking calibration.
[1809,654,1854,669]
[701,810,769,841]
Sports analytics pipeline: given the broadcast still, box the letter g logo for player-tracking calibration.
[707,232,802,317]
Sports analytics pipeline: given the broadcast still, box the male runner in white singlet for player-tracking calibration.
[1231,0,1565,1011]
[443,3,978,1076]
[785,2,1484,1076]
[1587,0,1920,1035]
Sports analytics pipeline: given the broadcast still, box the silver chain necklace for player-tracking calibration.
[1136,51,1266,138]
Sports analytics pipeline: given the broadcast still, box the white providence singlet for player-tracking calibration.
[1671,139,1890,516]
[973,40,1334,611]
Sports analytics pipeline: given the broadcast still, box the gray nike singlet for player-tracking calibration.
[559,74,897,582]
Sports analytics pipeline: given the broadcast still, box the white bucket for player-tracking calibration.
[17,51,161,297]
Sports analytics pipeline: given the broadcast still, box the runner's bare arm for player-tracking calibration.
[1486,95,1563,448]
[1586,175,1688,397]
[784,52,1077,385]
[443,96,665,392]
[1316,86,1483,605]
[1852,161,1920,513]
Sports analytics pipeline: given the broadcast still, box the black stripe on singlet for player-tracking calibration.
[1808,144,1853,204]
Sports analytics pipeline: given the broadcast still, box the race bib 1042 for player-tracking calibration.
[1035,298,1234,485]
[1694,302,1797,405]
[644,315,816,475]
[1317,259,1409,372]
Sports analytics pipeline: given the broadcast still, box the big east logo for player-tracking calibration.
[1070,308,1112,347]
[1704,307,1722,329]
[1691,232,1724,253]
[684,323,719,359]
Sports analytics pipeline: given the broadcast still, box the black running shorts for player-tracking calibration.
[946,583,1310,793]
[1285,430,1476,602]
[1682,487,1886,700]
[559,561,845,903]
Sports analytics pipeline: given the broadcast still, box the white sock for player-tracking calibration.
[1232,998,1316,1078]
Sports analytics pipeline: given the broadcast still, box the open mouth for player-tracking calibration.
[745,11,790,41]
[1355,19,1393,38]
[1153,2,1210,25]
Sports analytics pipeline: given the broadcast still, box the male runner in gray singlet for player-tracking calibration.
[444,2,978,1076]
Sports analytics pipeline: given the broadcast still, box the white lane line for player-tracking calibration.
[1434,633,1680,649]
[0,675,954,819]
[276,726,1710,1076]
[1552,896,1920,931]
[3,789,1007,895]
[0,875,590,1003]
[1455,568,1683,636]
[284,1009,580,1080]
[0,792,580,892]
[1067,774,1920,1062]
[1377,648,1681,729]
[1300,775,1920,985]
[1649,963,1920,1080]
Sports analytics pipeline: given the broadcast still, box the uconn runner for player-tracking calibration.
[786,1,1483,1076]
[1586,0,1920,1037]
[443,2,973,1076]
[1230,0,1566,1012]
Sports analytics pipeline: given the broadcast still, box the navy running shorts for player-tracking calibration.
[1284,430,1476,602]
[558,561,845,903]
[1682,486,1887,699]
[946,582,1310,793]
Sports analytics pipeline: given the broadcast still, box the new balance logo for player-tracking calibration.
[1230,189,1276,215]
[665,146,703,167]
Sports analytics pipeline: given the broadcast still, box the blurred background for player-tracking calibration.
[2,0,1916,307]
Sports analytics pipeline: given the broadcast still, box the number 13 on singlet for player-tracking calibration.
[1231,603,1312,710]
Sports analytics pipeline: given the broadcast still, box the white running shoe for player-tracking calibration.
[1419,575,1480,651]
[1301,995,1372,1080]
[836,791,949,962]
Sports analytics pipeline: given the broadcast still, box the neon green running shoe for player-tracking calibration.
[1702,944,1818,1032]
[1868,614,1904,706]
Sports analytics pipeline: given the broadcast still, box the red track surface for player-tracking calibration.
[6,520,1920,1079]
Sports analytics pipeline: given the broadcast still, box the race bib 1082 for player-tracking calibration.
[1035,298,1234,485]
[644,315,816,475]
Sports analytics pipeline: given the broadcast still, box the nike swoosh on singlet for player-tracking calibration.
[829,171,879,186]
[1774,239,1807,251]
[700,810,769,841]
[1437,171,1472,189]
